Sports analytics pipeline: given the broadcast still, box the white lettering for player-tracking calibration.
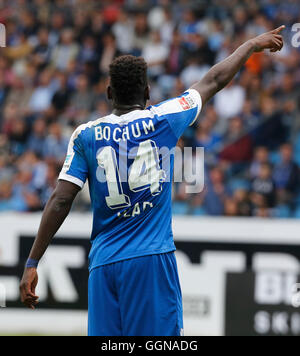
[142,119,155,135]
[122,126,130,141]
[113,127,122,142]
[95,126,102,140]
[132,202,141,217]
[131,122,141,138]
[94,120,155,142]
[103,126,111,141]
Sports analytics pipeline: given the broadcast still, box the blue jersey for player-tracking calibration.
[59,89,202,271]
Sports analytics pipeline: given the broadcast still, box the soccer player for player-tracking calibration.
[20,26,284,336]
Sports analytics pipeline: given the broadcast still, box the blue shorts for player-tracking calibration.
[88,252,183,336]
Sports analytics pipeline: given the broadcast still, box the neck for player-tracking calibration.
[112,103,145,116]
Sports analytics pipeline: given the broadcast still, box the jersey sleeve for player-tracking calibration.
[58,128,88,189]
[151,89,202,139]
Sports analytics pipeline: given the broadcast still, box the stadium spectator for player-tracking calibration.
[68,74,96,124]
[28,69,55,113]
[42,122,68,162]
[51,71,72,113]
[0,179,27,212]
[251,163,276,208]
[165,30,185,76]
[202,166,230,216]
[224,198,239,217]
[27,117,47,157]
[273,143,299,203]
[214,81,245,120]
[233,189,252,217]
[142,30,169,79]
[180,56,209,88]
[249,146,269,179]
[219,116,253,165]
[112,9,135,54]
[51,28,79,71]
[32,27,52,70]
[194,119,221,153]
[99,32,121,75]
[132,13,149,55]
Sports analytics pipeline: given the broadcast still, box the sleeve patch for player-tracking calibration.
[178,95,196,111]
[62,153,74,170]
[178,97,191,110]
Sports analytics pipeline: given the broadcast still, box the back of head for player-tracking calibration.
[109,55,148,106]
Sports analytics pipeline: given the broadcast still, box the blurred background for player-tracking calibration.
[1,0,300,336]
[0,0,300,217]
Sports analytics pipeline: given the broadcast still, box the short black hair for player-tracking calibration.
[109,55,148,105]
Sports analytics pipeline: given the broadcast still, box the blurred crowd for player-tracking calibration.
[0,0,300,217]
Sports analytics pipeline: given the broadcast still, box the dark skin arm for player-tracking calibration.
[20,180,80,309]
[192,26,285,106]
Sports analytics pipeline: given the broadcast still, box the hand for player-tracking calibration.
[20,268,39,309]
[251,25,285,52]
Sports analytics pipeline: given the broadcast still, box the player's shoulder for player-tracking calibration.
[71,115,115,140]
[149,89,202,118]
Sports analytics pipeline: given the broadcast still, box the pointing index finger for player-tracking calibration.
[272,25,285,34]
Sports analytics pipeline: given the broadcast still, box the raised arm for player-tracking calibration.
[191,26,285,106]
[20,180,80,309]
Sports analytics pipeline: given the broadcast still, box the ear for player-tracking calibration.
[107,86,113,100]
[144,85,150,101]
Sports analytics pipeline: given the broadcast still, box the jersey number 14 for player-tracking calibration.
[97,140,166,209]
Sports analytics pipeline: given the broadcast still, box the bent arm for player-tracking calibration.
[27,180,80,261]
[192,26,285,106]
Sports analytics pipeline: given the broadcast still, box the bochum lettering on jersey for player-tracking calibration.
[95,119,155,142]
